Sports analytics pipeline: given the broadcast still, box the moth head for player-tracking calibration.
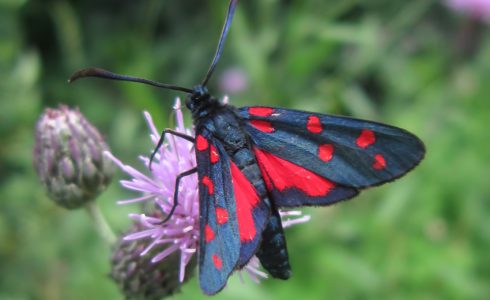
[186,85,210,111]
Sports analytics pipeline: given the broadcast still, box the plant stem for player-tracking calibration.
[86,202,116,245]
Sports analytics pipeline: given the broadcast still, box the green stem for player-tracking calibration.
[85,202,117,245]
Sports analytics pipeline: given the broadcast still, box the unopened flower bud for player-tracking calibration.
[33,105,114,209]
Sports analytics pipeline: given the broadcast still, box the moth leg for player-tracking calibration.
[159,167,198,224]
[150,129,195,170]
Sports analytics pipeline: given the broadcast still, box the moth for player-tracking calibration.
[70,0,425,295]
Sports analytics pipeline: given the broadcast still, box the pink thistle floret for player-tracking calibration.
[106,98,310,285]
[106,99,198,282]
[446,0,490,23]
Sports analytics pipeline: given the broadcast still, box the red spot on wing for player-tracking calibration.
[318,144,334,162]
[249,107,274,117]
[210,144,219,164]
[261,166,273,191]
[307,116,323,133]
[254,148,335,196]
[205,224,215,242]
[202,176,214,195]
[216,207,229,225]
[230,162,259,242]
[356,129,375,148]
[373,154,386,170]
[196,135,209,151]
[250,120,275,133]
[212,254,223,270]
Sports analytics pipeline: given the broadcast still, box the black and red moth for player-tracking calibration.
[70,0,425,295]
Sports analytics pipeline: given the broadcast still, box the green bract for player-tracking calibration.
[111,223,196,300]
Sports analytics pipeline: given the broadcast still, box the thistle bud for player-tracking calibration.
[33,105,114,209]
[111,223,196,300]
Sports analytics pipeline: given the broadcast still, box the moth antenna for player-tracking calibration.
[201,0,238,87]
[68,67,193,94]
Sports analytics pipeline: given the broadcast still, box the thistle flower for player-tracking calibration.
[219,67,248,94]
[107,98,310,294]
[106,99,198,284]
[446,0,490,23]
[33,105,114,209]
[111,221,196,300]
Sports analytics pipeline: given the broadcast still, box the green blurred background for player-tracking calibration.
[2,0,490,299]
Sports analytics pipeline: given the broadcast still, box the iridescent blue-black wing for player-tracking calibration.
[195,129,239,295]
[195,128,269,294]
[238,106,425,207]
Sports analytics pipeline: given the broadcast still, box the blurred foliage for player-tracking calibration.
[1,0,490,299]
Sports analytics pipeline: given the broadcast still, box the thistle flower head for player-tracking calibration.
[447,0,490,23]
[111,221,196,300]
[33,105,114,209]
[106,99,198,284]
[219,67,248,94]
[107,98,310,294]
